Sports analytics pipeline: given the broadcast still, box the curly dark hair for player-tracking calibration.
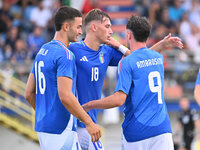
[126,15,151,42]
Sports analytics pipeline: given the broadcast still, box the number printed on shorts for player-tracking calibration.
[92,140,103,150]
[148,71,162,104]
[35,61,46,94]
[91,67,99,81]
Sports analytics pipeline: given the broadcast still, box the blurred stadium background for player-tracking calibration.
[0,0,200,149]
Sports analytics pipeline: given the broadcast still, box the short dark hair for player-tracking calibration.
[84,9,111,27]
[54,6,82,31]
[126,15,151,42]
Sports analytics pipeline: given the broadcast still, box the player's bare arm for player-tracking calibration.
[194,85,200,106]
[106,37,130,56]
[25,73,36,110]
[83,91,127,112]
[150,33,183,52]
[107,34,183,56]
[57,76,101,142]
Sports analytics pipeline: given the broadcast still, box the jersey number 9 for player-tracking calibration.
[148,71,162,104]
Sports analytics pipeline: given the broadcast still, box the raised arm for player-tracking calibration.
[150,33,183,52]
[83,91,127,112]
[58,76,101,142]
[25,73,36,110]
[107,34,183,56]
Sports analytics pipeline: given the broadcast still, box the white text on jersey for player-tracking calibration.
[136,58,163,69]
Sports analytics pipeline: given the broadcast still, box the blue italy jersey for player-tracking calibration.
[31,40,77,134]
[69,40,122,127]
[115,47,172,142]
[195,69,200,85]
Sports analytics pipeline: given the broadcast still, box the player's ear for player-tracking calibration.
[127,31,132,40]
[91,23,97,32]
[62,22,70,32]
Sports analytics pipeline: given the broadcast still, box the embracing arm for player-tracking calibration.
[107,37,130,56]
[58,77,101,142]
[25,73,36,110]
[150,33,183,52]
[83,91,127,112]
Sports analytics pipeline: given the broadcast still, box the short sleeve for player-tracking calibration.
[56,50,75,79]
[195,69,200,85]
[109,47,123,66]
[31,61,35,74]
[115,58,132,94]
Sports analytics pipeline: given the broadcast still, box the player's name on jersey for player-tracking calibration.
[38,48,48,56]
[136,57,163,69]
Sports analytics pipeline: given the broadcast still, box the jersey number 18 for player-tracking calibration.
[91,67,99,81]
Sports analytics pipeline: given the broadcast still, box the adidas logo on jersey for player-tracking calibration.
[80,56,88,62]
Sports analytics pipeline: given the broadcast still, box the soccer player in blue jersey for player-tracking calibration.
[83,15,174,150]
[25,6,101,150]
[68,8,182,150]
[194,69,200,106]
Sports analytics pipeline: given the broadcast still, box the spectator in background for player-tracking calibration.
[180,0,192,12]
[23,0,36,32]
[3,44,13,61]
[5,26,19,50]
[149,1,161,25]
[30,1,52,28]
[11,38,30,64]
[27,26,46,59]
[184,24,200,64]
[176,97,199,150]
[179,13,191,39]
[0,1,13,33]
[9,0,23,28]
[160,7,176,35]
[168,0,184,23]
[188,0,200,30]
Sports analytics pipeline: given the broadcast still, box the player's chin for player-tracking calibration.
[104,39,110,44]
[71,37,78,42]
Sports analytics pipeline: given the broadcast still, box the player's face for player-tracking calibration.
[96,17,113,44]
[68,17,82,42]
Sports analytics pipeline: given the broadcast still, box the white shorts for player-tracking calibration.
[37,128,81,150]
[122,133,174,150]
[77,127,104,150]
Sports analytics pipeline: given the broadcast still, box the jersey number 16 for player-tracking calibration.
[35,61,46,94]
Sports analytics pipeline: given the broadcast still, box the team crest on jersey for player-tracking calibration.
[99,52,104,63]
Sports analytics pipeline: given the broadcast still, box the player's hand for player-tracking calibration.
[124,50,131,56]
[82,103,91,112]
[106,37,120,49]
[163,33,183,49]
[86,122,101,142]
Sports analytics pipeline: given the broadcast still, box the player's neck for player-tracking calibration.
[84,35,101,51]
[53,32,70,47]
[130,42,147,52]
